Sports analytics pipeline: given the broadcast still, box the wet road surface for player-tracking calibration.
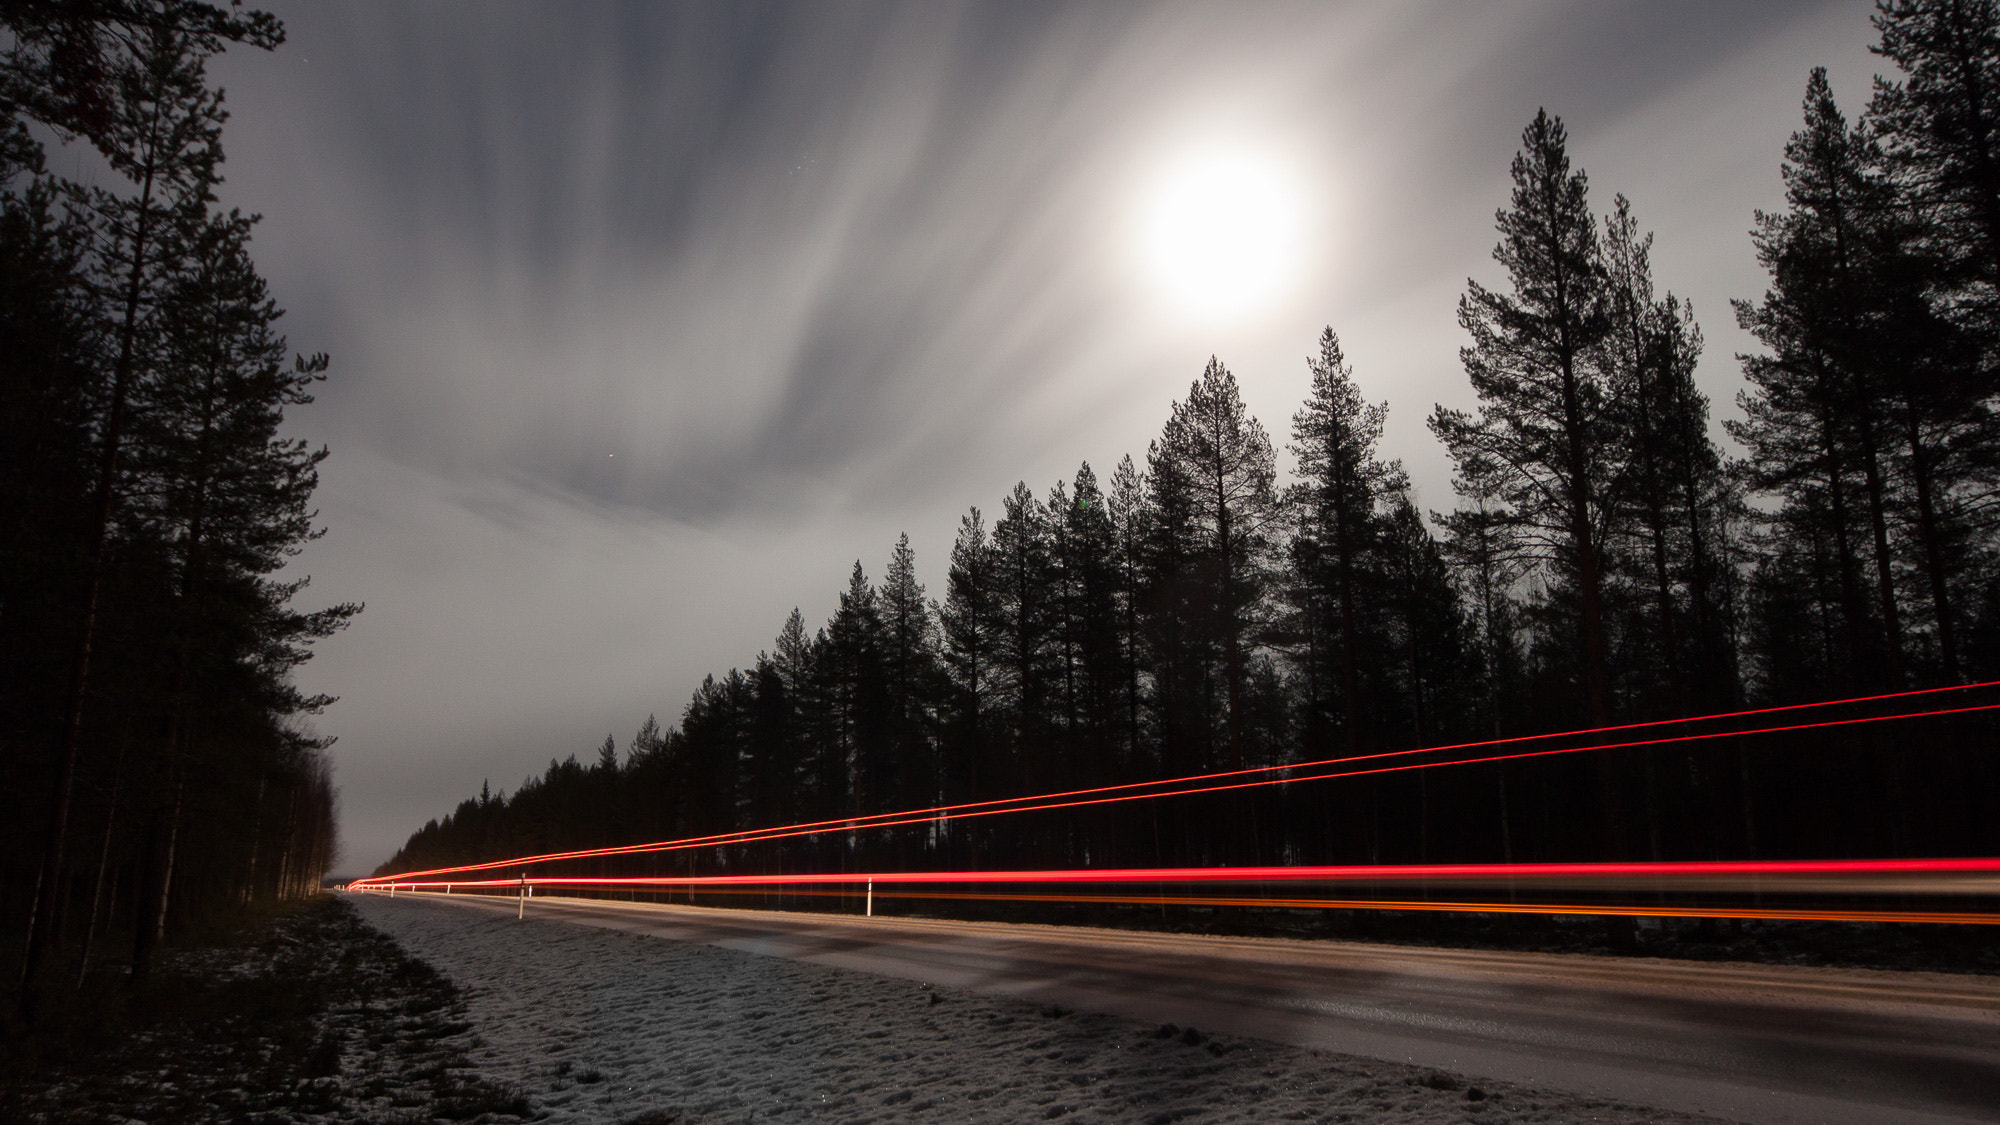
[374,891,2000,1125]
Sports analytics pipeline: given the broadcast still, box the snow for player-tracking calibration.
[351,894,1721,1124]
[7,898,533,1123]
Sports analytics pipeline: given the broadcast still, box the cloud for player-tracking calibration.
[199,0,1878,868]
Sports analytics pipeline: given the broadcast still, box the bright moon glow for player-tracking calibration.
[1140,149,1307,319]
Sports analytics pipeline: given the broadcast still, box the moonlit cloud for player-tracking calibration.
[196,0,1874,870]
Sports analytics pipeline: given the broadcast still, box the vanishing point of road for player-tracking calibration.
[364,891,2000,1125]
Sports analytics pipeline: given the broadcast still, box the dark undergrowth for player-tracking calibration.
[0,896,533,1123]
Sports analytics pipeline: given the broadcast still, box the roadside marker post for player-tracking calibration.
[867,879,874,917]
[518,873,526,919]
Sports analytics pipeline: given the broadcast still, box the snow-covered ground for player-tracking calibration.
[352,894,1720,1124]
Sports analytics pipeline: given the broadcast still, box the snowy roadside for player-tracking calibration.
[353,894,1723,1124]
[3,897,531,1124]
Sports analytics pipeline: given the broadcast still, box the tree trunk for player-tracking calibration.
[242,772,268,903]
[137,766,187,973]
[21,136,163,1007]
[1819,397,1872,684]
[74,743,126,988]
[1856,420,1905,686]
[1217,479,1245,771]
[1901,402,1960,679]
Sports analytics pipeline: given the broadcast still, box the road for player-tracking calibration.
[375,890,2000,1125]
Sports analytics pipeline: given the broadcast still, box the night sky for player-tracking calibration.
[169,0,1879,872]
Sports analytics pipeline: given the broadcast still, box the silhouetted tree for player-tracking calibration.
[1432,110,1616,728]
[1286,328,1406,754]
[939,509,997,806]
[1149,358,1280,770]
[1872,0,2000,340]
[879,532,939,812]
[1733,70,1907,695]
[3,1,347,1005]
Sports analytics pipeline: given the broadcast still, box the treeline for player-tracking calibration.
[2,2,352,1002]
[383,1,2000,884]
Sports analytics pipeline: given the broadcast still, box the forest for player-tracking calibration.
[1,1,354,1008]
[381,1,2000,893]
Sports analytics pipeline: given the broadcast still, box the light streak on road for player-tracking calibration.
[369,884,2000,926]
[360,855,2000,888]
[358,891,2000,1125]
[349,684,2000,927]
[353,855,2000,925]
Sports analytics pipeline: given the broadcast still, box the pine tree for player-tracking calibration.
[1867,2,2000,681]
[1380,500,1470,748]
[20,14,233,996]
[1872,0,2000,339]
[990,482,1054,792]
[674,674,747,843]
[1047,477,1080,755]
[1875,281,1994,681]
[124,202,353,972]
[11,6,329,996]
[1652,296,1739,706]
[938,509,997,803]
[1379,499,1473,861]
[1431,109,1618,728]
[0,159,99,794]
[1600,195,1674,707]
[1600,195,1729,713]
[1106,455,1149,769]
[629,714,664,763]
[1439,481,1528,864]
[1059,463,1122,787]
[771,608,836,826]
[746,652,795,837]
[1430,110,1632,892]
[1286,327,1406,753]
[1149,357,1280,770]
[1439,475,1528,739]
[827,562,890,817]
[1732,70,1906,692]
[879,532,938,810]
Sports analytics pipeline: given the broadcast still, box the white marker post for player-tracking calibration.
[518,873,527,919]
[866,879,874,917]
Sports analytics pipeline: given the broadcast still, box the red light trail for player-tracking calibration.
[357,858,2000,925]
[382,885,2000,928]
[354,691,2000,888]
[369,679,1999,883]
[350,684,2000,926]
[390,882,2000,926]
[358,855,2000,890]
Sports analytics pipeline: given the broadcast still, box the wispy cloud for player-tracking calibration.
[206,0,1874,868]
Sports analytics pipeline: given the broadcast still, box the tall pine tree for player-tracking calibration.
[1430,110,1618,727]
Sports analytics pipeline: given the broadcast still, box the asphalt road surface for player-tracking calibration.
[375,891,2000,1125]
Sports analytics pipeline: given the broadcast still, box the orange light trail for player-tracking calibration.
[358,855,2000,890]
[353,695,2000,889]
[374,887,2000,927]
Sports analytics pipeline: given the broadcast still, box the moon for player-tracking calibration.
[1139,148,1308,321]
